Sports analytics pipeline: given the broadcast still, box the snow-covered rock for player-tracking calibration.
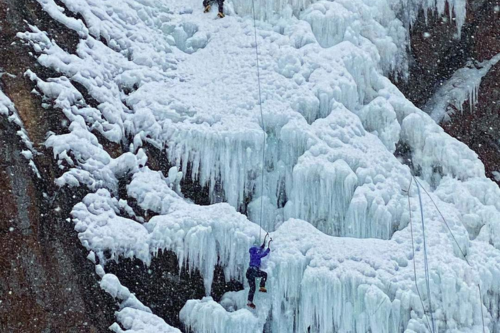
[99,273,181,333]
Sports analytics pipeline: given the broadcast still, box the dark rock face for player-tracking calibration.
[0,1,117,331]
[104,253,243,329]
[396,0,500,182]
[0,112,117,332]
[441,62,500,181]
[441,1,500,182]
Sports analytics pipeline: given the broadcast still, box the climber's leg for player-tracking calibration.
[246,267,257,304]
[258,269,267,292]
[217,0,225,18]
[203,0,212,13]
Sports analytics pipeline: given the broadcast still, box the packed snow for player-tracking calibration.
[16,0,500,332]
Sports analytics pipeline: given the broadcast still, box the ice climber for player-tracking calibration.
[203,0,225,18]
[246,234,271,309]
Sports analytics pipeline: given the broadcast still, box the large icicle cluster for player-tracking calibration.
[18,0,500,332]
[73,167,261,293]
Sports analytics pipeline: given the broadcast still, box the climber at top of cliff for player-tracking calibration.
[203,0,225,18]
[246,233,271,309]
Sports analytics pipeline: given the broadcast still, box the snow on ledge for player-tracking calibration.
[99,273,181,333]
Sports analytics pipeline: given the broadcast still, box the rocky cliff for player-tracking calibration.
[0,1,242,331]
[0,1,116,331]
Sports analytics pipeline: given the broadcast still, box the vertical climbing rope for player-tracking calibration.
[407,178,434,333]
[413,176,436,332]
[409,175,486,333]
[414,178,486,333]
[250,0,267,242]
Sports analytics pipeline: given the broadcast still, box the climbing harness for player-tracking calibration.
[407,175,486,333]
[250,0,267,242]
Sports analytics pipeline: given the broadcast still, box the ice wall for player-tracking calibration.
[265,215,493,333]
[20,0,480,241]
[20,0,500,332]
[177,212,497,333]
[231,0,468,74]
[285,104,410,238]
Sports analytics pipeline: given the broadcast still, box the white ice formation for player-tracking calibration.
[425,53,500,123]
[14,0,500,332]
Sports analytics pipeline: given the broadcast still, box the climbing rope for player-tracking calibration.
[413,177,486,333]
[408,173,487,333]
[250,0,267,242]
[406,178,434,333]
[413,176,436,332]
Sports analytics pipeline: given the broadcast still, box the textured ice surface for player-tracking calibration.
[20,0,481,238]
[20,0,500,332]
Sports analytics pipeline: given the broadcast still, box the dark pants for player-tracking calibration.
[203,0,224,12]
[246,266,267,302]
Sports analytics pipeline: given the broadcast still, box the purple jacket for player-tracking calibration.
[249,245,270,268]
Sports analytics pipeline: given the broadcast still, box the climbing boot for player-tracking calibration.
[217,12,225,18]
[259,287,267,293]
[203,5,211,13]
[247,302,256,309]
